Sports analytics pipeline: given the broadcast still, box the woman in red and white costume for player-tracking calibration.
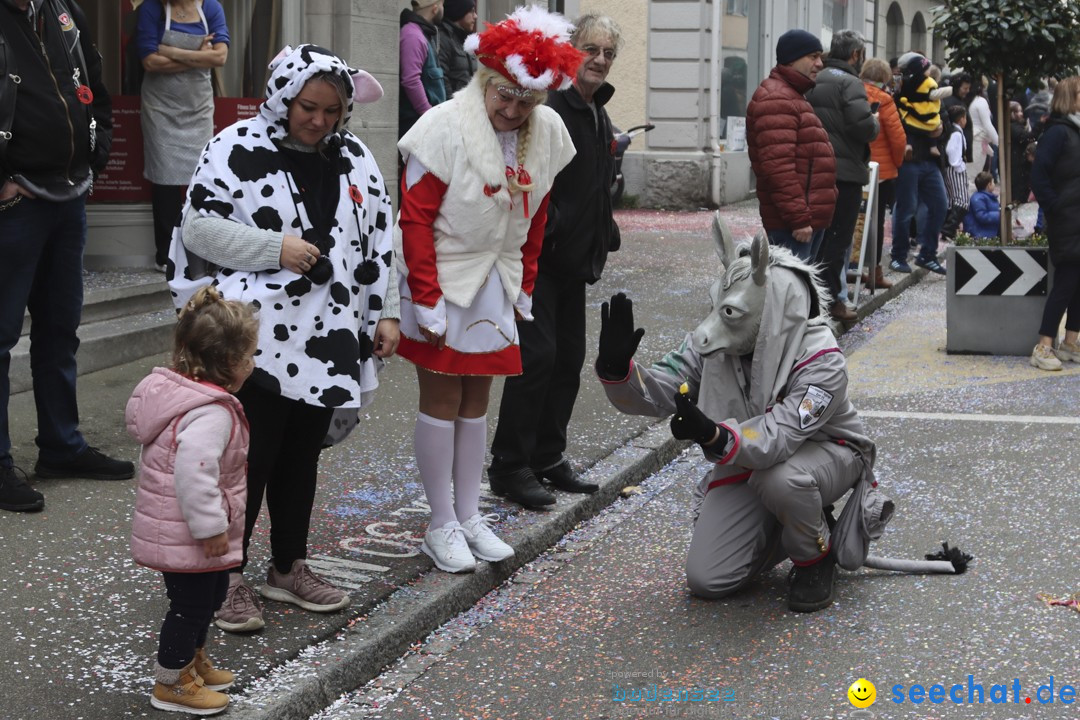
[395,5,580,573]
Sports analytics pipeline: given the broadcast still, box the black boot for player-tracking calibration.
[487,467,556,509]
[536,460,599,494]
[0,465,45,512]
[788,554,837,612]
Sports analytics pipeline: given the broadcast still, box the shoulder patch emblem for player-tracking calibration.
[798,385,833,429]
[59,13,74,31]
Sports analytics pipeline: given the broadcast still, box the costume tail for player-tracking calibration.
[864,542,972,574]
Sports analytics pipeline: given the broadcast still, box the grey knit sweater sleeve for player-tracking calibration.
[381,261,400,320]
[181,209,284,271]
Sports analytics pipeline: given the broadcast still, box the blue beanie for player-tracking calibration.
[776,29,823,65]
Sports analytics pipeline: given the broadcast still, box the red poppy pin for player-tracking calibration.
[484,184,500,196]
[76,85,93,105]
[348,185,364,205]
[609,139,617,156]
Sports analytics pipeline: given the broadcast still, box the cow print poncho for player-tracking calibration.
[168,45,393,410]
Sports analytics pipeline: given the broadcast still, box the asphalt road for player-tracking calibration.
[309,275,1080,720]
[1,207,769,720]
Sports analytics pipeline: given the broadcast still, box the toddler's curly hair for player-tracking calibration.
[173,285,259,388]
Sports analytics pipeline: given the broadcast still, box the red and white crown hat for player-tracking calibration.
[464,4,584,91]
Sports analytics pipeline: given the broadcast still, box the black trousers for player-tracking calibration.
[873,179,896,267]
[1039,261,1080,338]
[490,271,587,473]
[158,570,229,669]
[235,383,333,573]
[150,183,185,266]
[815,181,863,302]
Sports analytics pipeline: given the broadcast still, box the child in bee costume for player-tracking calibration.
[595,215,893,613]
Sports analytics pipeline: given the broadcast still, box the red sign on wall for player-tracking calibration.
[90,96,262,204]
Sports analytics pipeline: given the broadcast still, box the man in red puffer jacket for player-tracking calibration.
[746,29,837,263]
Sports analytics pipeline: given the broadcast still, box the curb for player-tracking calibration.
[230,424,687,720]
[229,265,921,719]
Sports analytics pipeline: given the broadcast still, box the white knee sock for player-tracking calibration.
[453,415,487,522]
[415,412,456,532]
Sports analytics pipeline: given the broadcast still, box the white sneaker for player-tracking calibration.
[421,521,476,573]
[1031,344,1063,371]
[1054,339,1080,363]
[460,513,515,562]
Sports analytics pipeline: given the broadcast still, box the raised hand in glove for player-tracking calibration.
[598,292,645,379]
[671,390,730,447]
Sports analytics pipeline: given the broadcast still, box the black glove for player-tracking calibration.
[598,292,645,379]
[671,391,729,447]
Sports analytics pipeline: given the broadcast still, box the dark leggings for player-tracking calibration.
[1039,261,1080,338]
[235,383,333,574]
[159,570,230,669]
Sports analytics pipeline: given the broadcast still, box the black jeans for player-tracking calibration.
[159,570,229,669]
[1039,261,1080,338]
[235,383,333,572]
[150,183,185,266]
[815,181,863,302]
[490,271,587,473]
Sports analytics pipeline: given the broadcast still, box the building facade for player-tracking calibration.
[80,1,941,265]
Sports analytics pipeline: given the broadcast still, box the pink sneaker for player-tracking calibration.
[259,560,350,612]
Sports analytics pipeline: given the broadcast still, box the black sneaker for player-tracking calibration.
[915,257,947,275]
[34,446,135,481]
[0,465,45,512]
[788,554,837,612]
[889,259,912,274]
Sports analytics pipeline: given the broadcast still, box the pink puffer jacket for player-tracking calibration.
[126,368,249,572]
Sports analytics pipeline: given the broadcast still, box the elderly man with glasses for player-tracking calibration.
[488,14,623,508]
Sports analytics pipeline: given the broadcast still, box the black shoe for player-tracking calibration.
[536,460,599,494]
[488,467,556,509]
[788,554,837,612]
[0,465,45,512]
[34,446,135,481]
[914,257,947,275]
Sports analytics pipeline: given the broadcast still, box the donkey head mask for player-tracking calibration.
[691,213,826,357]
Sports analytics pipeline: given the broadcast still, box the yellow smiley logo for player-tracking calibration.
[848,678,876,708]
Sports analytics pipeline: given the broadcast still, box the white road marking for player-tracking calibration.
[861,410,1080,425]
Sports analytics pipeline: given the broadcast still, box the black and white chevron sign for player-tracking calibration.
[953,248,1048,296]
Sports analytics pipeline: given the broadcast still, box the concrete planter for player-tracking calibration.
[946,245,1053,355]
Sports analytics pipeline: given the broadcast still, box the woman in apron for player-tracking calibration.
[135,0,230,270]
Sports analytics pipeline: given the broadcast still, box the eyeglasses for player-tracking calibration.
[582,44,617,61]
[493,87,538,110]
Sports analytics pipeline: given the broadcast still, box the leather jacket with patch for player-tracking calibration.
[0,0,113,199]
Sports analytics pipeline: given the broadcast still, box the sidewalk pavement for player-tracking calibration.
[1,201,928,720]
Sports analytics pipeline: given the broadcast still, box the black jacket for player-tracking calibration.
[0,0,112,199]
[805,58,878,185]
[1030,116,1080,265]
[437,20,476,95]
[540,83,620,283]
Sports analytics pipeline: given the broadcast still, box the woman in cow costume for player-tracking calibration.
[597,215,888,612]
[395,6,578,573]
[168,45,397,631]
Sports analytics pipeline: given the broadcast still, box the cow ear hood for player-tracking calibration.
[259,44,383,141]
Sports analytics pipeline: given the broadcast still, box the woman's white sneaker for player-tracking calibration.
[1031,343,1063,371]
[421,521,476,573]
[1054,339,1080,363]
[460,513,515,562]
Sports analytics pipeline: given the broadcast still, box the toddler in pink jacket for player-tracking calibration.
[125,285,258,716]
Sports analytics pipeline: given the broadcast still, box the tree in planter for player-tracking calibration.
[933,0,1080,241]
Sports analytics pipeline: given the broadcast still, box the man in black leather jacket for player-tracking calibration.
[0,0,130,515]
[488,13,622,508]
